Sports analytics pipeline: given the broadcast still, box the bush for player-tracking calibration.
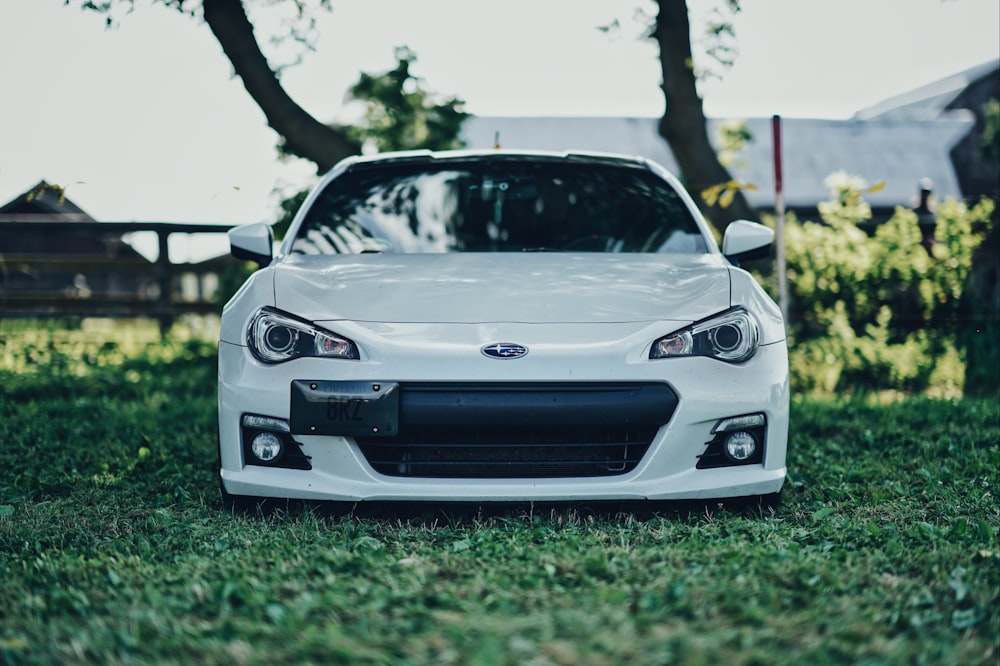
[779,174,994,396]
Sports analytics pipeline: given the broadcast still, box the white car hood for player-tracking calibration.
[272,253,731,324]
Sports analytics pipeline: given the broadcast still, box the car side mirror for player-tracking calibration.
[722,220,773,265]
[229,223,273,268]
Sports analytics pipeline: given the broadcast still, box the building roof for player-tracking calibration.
[0,180,152,260]
[0,180,95,220]
[460,60,998,212]
[460,115,972,210]
[853,58,999,121]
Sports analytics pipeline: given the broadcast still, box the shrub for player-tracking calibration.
[780,175,994,396]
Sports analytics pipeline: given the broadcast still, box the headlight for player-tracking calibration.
[650,307,759,363]
[247,307,359,363]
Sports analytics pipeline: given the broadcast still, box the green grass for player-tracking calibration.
[1,322,997,665]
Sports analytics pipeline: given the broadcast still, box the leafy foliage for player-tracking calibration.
[700,179,757,211]
[1,324,997,664]
[695,0,742,76]
[980,98,1000,162]
[71,0,334,55]
[347,46,470,155]
[270,187,310,242]
[715,119,753,168]
[778,173,995,396]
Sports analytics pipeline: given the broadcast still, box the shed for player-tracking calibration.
[0,181,157,308]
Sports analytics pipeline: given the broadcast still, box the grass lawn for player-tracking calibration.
[0,323,997,664]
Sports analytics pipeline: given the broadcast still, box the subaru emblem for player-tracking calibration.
[481,342,529,359]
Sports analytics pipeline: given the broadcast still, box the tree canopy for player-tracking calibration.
[346,46,469,154]
[70,0,753,224]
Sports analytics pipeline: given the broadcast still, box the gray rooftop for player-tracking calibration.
[853,58,999,121]
[460,115,972,210]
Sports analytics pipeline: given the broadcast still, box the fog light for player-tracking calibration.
[250,432,283,462]
[724,431,757,462]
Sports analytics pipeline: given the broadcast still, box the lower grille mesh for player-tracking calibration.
[355,382,677,479]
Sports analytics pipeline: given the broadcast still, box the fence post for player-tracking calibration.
[155,227,172,335]
[772,115,789,324]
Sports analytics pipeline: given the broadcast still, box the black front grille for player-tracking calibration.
[356,382,677,479]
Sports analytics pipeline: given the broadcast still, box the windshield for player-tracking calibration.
[291,159,708,254]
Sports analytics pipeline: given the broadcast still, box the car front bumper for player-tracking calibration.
[218,337,789,503]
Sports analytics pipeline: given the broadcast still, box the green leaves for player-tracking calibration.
[346,46,469,154]
[700,179,758,209]
[781,177,995,396]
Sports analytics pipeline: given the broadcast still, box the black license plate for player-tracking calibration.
[290,381,399,437]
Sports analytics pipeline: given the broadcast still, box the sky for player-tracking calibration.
[1,0,998,256]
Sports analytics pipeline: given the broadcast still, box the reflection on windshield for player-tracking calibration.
[291,159,708,254]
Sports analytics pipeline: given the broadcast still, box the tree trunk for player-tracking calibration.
[654,0,757,229]
[201,0,360,173]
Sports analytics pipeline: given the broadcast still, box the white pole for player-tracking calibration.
[772,115,788,322]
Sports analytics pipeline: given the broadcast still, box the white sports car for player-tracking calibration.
[218,150,788,507]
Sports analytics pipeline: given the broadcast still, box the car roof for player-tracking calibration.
[338,148,654,172]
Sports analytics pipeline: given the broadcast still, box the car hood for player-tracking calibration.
[271,253,731,324]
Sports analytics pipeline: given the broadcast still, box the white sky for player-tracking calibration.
[1,0,998,238]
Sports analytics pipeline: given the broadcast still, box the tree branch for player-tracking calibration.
[201,0,359,172]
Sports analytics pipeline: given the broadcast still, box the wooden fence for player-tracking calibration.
[0,220,238,328]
